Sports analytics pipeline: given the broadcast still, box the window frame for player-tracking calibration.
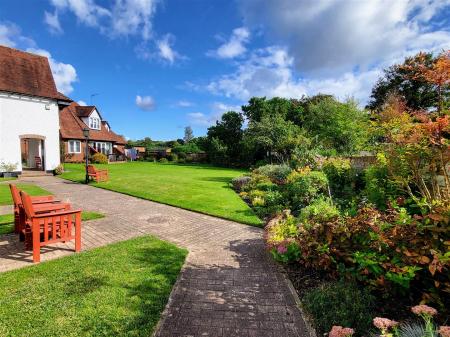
[68,140,81,154]
[89,117,100,130]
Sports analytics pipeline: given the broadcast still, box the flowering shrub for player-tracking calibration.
[266,205,449,306]
[91,153,108,164]
[53,164,64,175]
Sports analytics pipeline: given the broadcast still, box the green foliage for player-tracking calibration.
[172,142,201,154]
[207,137,228,166]
[302,280,375,335]
[322,157,362,206]
[366,52,446,112]
[299,197,339,223]
[92,153,108,164]
[285,168,329,212]
[254,164,292,183]
[231,176,251,191]
[301,97,369,155]
[207,111,244,165]
[158,158,168,163]
[166,153,178,162]
[244,114,305,163]
[54,164,64,175]
[364,155,398,209]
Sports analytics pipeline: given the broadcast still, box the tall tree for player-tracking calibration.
[207,111,244,165]
[184,126,194,143]
[367,52,448,112]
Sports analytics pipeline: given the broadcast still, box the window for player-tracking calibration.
[68,140,81,153]
[89,117,100,130]
[90,142,112,155]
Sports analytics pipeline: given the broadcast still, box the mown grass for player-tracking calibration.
[0,211,105,236]
[0,177,17,182]
[61,162,262,226]
[0,183,52,205]
[0,235,187,337]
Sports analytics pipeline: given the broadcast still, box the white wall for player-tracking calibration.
[0,92,60,172]
[81,109,102,130]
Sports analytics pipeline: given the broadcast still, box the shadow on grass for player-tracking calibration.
[198,176,233,183]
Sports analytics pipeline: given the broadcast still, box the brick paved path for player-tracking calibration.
[0,176,309,337]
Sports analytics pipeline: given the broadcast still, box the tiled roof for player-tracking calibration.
[75,105,96,117]
[0,45,69,101]
[60,102,126,144]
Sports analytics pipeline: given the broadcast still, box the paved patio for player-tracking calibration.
[0,176,310,337]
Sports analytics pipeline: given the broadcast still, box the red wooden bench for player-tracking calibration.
[35,156,42,169]
[88,165,109,182]
[9,184,67,236]
[20,191,82,263]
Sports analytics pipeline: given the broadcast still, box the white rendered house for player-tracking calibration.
[0,46,71,174]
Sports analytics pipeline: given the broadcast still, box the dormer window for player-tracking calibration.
[89,117,100,130]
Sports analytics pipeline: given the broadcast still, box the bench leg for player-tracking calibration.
[32,220,40,263]
[75,213,81,252]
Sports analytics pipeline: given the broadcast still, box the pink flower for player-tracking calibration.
[411,305,438,317]
[277,244,288,254]
[373,317,399,330]
[329,325,355,337]
[438,326,450,337]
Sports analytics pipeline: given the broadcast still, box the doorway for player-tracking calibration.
[20,137,45,170]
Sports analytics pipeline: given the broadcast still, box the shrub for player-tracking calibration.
[265,211,301,262]
[177,152,187,160]
[322,157,361,203]
[254,164,292,183]
[91,153,108,164]
[302,280,375,335]
[53,164,64,175]
[285,167,329,211]
[231,176,251,191]
[363,154,398,210]
[158,157,168,163]
[167,153,178,162]
[299,197,340,223]
[270,206,450,307]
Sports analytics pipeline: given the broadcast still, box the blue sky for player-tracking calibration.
[0,0,449,140]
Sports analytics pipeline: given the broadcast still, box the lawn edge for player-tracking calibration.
[58,176,264,227]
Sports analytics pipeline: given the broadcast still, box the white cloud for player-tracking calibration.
[176,100,194,107]
[78,100,87,106]
[50,0,110,27]
[27,48,78,95]
[207,46,307,101]
[206,45,388,104]
[238,0,450,75]
[44,10,63,34]
[156,34,182,64]
[0,22,35,48]
[111,0,158,40]
[208,27,250,59]
[135,95,155,111]
[49,0,159,40]
[187,102,241,126]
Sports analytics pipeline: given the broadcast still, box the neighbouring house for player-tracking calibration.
[59,102,126,163]
[0,45,71,174]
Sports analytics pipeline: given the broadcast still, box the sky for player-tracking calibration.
[0,0,449,140]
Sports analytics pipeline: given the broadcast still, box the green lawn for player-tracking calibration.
[0,236,187,337]
[0,177,17,182]
[61,162,262,226]
[0,183,52,205]
[0,211,104,236]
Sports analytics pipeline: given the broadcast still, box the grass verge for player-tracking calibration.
[0,235,187,337]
